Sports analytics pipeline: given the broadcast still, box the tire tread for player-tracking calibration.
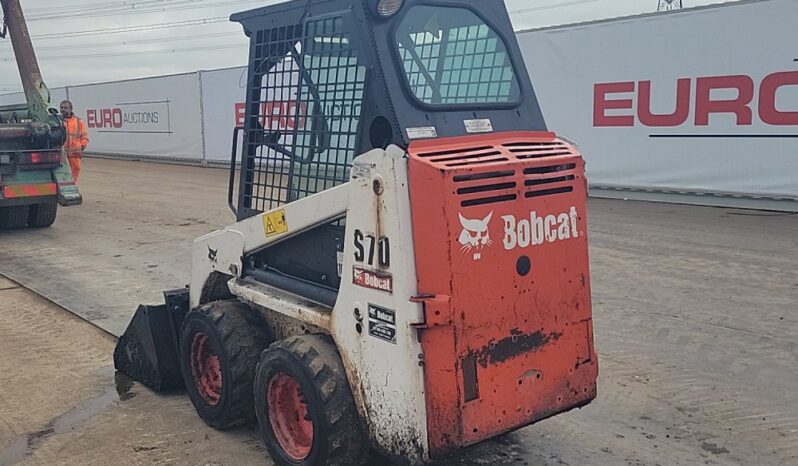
[28,203,58,228]
[0,205,30,229]
[181,300,269,430]
[258,334,367,466]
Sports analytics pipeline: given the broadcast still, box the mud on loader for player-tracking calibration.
[114,0,599,464]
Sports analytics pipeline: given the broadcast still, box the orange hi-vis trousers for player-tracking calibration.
[68,153,82,183]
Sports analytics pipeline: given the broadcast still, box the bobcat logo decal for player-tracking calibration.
[458,212,494,261]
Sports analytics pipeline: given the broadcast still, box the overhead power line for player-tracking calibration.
[23,0,218,15]
[22,0,284,41]
[0,32,241,53]
[0,43,247,62]
[26,0,267,22]
[509,0,600,15]
[30,17,229,39]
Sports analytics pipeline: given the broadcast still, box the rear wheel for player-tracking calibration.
[0,205,29,229]
[28,202,58,228]
[179,300,270,430]
[255,334,367,466]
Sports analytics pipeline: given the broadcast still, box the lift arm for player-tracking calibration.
[0,0,51,122]
[190,182,350,309]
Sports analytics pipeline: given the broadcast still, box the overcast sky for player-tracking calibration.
[0,0,739,93]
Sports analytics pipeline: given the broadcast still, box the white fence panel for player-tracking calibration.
[517,0,798,201]
[200,67,248,163]
[69,73,203,161]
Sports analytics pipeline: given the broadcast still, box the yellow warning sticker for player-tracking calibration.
[263,209,289,237]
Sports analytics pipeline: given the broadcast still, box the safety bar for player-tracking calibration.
[228,126,244,216]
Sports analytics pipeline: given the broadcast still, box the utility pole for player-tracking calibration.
[658,0,684,11]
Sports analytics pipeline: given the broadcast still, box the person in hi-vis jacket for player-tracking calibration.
[60,100,89,183]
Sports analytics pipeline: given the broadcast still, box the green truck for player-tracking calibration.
[0,0,81,229]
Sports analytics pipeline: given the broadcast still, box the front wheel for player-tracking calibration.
[255,334,367,466]
[179,300,270,430]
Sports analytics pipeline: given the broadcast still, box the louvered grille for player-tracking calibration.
[412,133,581,207]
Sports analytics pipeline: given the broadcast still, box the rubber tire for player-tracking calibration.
[255,334,367,466]
[28,202,58,228]
[0,205,29,229]
[179,300,271,430]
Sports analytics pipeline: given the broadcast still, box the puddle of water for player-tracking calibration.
[0,436,28,466]
[0,366,139,465]
[46,390,118,439]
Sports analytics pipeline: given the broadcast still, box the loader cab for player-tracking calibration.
[230,0,546,300]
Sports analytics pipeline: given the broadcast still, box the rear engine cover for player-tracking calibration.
[408,131,598,456]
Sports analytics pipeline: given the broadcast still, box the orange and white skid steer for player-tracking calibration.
[114,0,599,464]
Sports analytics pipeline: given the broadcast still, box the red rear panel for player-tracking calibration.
[408,132,598,457]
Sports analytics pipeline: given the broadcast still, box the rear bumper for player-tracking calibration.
[0,193,58,207]
[0,181,82,207]
[2,182,57,199]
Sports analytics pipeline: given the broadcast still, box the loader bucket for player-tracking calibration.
[113,288,189,392]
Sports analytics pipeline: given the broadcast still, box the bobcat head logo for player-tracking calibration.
[208,247,218,264]
[458,212,494,260]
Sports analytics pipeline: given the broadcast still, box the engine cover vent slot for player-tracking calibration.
[525,187,574,198]
[461,194,518,207]
[503,141,573,159]
[525,175,576,187]
[453,170,515,183]
[432,150,503,164]
[417,145,493,158]
[447,157,509,168]
[457,182,517,195]
[523,163,576,175]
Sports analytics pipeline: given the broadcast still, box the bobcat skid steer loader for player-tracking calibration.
[114,1,598,464]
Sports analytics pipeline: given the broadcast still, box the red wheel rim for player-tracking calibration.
[190,332,222,406]
[267,372,314,461]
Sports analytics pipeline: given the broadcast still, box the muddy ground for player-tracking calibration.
[0,276,268,466]
[1,157,796,465]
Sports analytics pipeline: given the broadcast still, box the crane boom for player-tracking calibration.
[0,0,52,122]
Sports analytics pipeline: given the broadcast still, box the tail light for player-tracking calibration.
[20,151,62,169]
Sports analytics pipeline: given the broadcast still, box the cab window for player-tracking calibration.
[396,6,521,106]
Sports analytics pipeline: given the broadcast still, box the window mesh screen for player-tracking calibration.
[241,14,366,213]
[397,6,519,105]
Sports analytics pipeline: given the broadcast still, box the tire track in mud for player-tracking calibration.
[0,281,269,466]
[588,307,798,465]
[0,285,117,465]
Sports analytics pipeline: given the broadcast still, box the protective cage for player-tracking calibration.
[230,0,547,221]
[233,6,368,219]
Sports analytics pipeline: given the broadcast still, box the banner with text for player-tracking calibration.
[69,73,203,160]
[517,0,797,199]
